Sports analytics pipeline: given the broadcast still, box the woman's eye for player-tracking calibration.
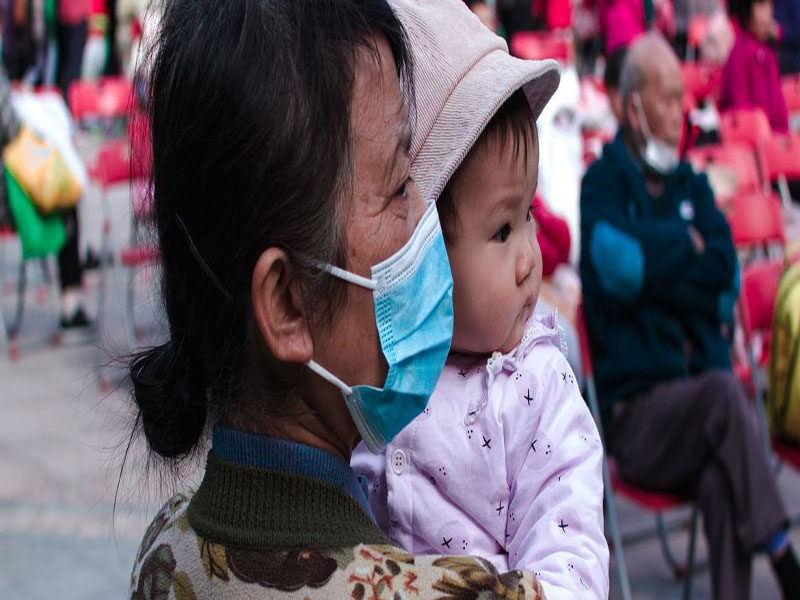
[493,223,512,242]
[396,177,411,200]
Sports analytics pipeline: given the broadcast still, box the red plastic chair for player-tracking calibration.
[758,134,800,209]
[782,75,800,115]
[685,15,712,61]
[93,139,154,371]
[576,307,700,600]
[510,31,573,63]
[720,107,772,147]
[681,63,721,106]
[546,0,572,29]
[687,143,763,205]
[68,76,133,122]
[736,261,784,459]
[726,192,785,248]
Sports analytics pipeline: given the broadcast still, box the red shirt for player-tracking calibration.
[59,0,91,25]
[534,200,571,277]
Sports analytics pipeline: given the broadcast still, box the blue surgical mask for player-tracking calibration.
[307,202,454,452]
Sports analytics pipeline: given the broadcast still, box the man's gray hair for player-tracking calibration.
[619,47,647,107]
[617,32,676,111]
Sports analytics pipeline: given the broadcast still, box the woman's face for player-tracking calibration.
[750,0,774,41]
[305,35,426,446]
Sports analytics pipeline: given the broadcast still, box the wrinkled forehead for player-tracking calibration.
[642,47,683,95]
[351,36,408,139]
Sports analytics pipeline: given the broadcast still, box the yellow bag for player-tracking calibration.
[2,126,82,214]
[768,262,800,446]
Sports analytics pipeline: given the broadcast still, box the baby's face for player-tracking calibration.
[445,128,542,355]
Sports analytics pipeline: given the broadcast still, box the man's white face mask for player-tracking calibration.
[633,93,679,175]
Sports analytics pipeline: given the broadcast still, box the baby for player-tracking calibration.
[352,3,609,599]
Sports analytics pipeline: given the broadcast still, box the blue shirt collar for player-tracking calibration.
[211,426,374,521]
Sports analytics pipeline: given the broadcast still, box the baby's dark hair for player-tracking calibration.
[437,88,536,241]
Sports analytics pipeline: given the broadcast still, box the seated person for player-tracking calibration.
[720,0,789,132]
[581,32,800,600]
[0,63,92,337]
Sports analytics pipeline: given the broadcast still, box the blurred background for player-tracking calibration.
[0,0,799,597]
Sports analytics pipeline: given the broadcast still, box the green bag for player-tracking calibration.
[768,262,800,446]
[4,166,66,259]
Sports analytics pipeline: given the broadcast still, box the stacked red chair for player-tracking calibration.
[758,134,800,210]
[67,77,155,387]
[720,107,772,147]
[510,31,574,64]
[782,75,800,119]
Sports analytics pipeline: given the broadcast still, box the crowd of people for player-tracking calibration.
[0,0,152,336]
[0,0,798,598]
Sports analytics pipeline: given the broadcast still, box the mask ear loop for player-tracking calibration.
[306,359,354,394]
[305,262,377,393]
[315,262,377,290]
[633,93,654,142]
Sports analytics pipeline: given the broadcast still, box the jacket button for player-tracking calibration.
[391,449,407,475]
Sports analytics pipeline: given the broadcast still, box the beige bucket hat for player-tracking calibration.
[390,0,561,203]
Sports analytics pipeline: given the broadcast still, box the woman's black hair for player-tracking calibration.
[129,0,411,462]
[728,0,769,28]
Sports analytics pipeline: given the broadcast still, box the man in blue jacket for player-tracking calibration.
[580,33,800,600]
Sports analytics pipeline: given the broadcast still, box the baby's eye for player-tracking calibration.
[493,223,512,242]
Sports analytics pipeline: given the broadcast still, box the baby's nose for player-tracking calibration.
[516,237,536,284]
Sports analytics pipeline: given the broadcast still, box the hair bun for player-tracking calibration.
[130,341,207,459]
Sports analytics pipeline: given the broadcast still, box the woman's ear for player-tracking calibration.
[251,248,314,363]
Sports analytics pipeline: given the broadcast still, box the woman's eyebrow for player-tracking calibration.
[385,123,413,186]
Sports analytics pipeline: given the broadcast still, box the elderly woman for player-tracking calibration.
[128,0,560,598]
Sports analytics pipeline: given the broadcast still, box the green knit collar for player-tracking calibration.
[188,452,389,550]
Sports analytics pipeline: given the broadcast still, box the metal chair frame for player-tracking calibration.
[577,308,701,600]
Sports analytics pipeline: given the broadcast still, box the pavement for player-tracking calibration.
[1,188,800,599]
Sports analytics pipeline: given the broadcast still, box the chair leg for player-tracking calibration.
[101,187,136,351]
[681,508,700,600]
[778,174,792,212]
[748,347,775,466]
[584,373,633,600]
[96,188,110,385]
[604,460,633,600]
[656,513,685,577]
[128,268,138,340]
[0,282,8,356]
[39,258,61,334]
[10,261,27,335]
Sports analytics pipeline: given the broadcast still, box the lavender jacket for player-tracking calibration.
[352,311,609,600]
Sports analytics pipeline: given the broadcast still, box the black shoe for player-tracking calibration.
[59,308,96,344]
[82,248,102,271]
